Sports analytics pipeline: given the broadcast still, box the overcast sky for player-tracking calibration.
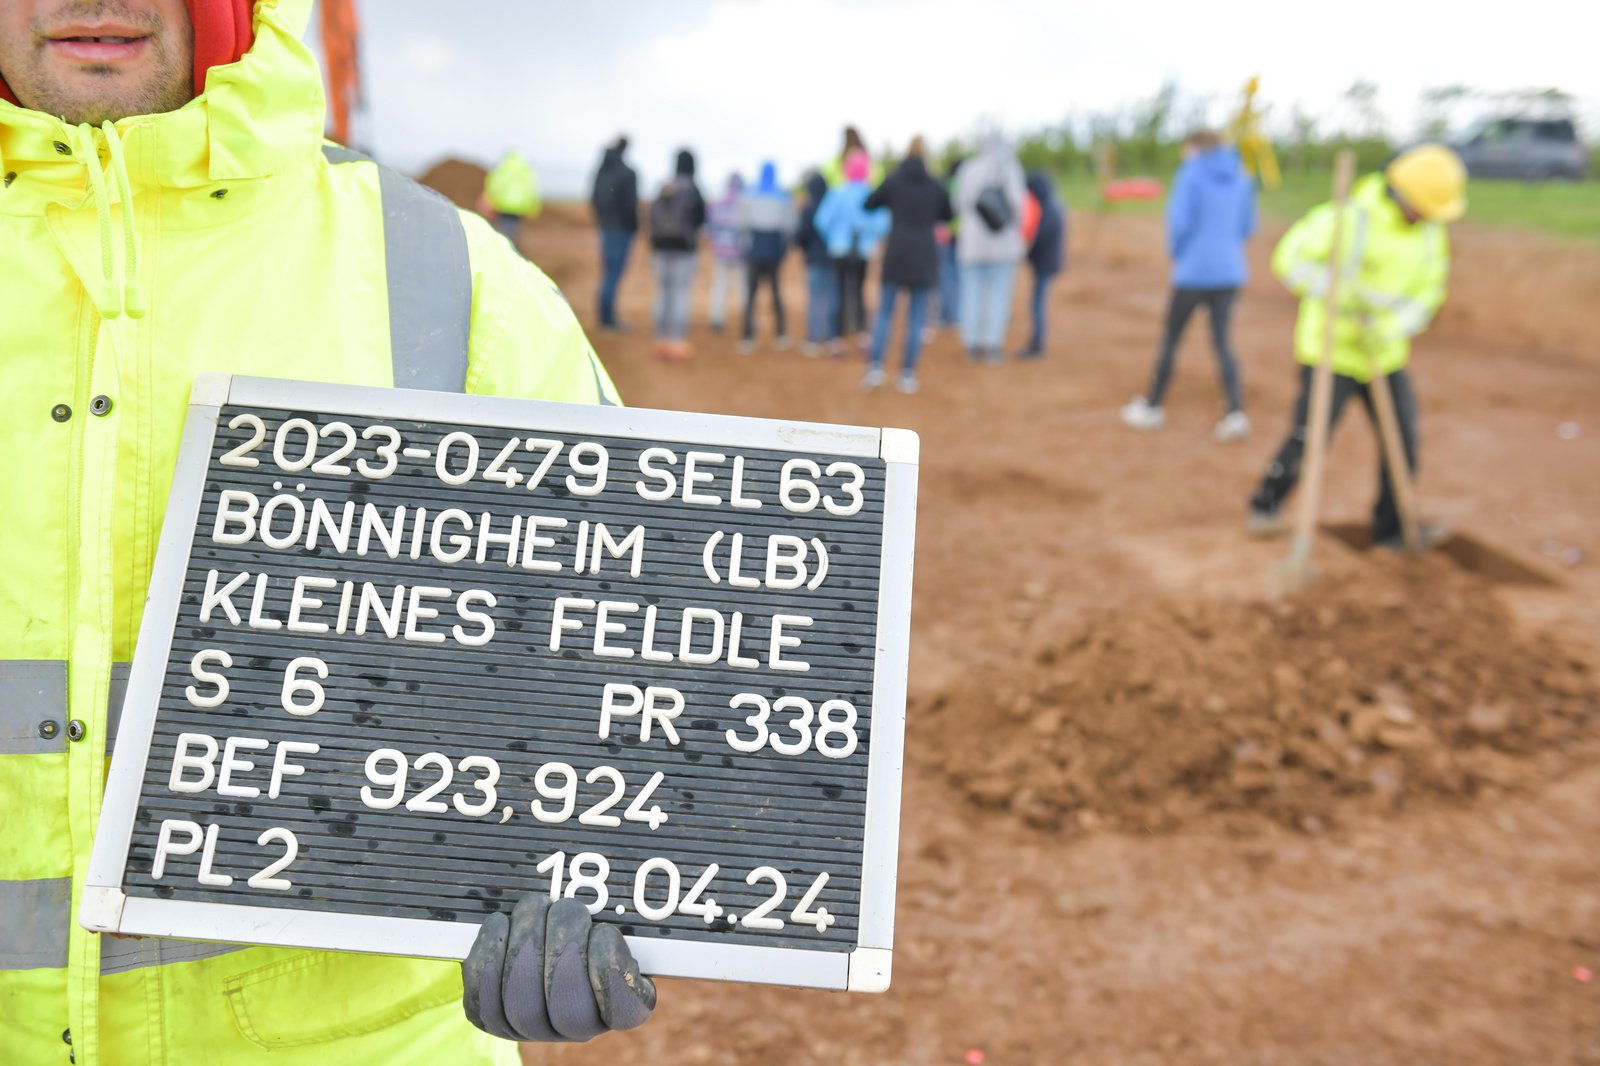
[342,0,1599,196]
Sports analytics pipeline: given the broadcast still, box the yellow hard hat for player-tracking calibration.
[1385,144,1467,222]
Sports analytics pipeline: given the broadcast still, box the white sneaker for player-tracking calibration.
[774,335,793,352]
[737,340,755,356]
[896,373,920,395]
[1213,410,1251,442]
[861,368,886,392]
[1120,396,1166,431]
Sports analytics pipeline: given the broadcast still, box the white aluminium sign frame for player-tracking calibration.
[81,374,917,993]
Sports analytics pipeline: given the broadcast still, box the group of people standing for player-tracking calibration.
[584,128,1068,393]
[552,127,1466,552]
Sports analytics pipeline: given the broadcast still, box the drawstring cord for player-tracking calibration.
[71,123,120,318]
[100,120,145,319]
[70,120,145,320]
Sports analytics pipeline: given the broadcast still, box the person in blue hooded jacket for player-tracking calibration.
[1122,130,1258,441]
[813,149,890,352]
[737,160,798,353]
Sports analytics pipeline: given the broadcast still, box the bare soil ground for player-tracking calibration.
[438,180,1600,1064]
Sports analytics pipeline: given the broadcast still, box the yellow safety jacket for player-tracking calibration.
[484,152,541,218]
[0,2,617,1063]
[1273,174,1451,382]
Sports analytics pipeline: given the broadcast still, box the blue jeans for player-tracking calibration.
[598,228,633,326]
[869,284,931,374]
[805,261,836,343]
[937,242,960,326]
[959,260,1018,350]
[1028,270,1056,353]
[493,212,523,246]
[652,251,697,341]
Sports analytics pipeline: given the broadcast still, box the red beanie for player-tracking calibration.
[0,0,254,107]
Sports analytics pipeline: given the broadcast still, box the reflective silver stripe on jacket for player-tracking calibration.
[1353,285,1431,337]
[590,354,618,407]
[0,660,67,754]
[0,878,243,973]
[323,144,471,392]
[0,878,71,970]
[106,661,129,748]
[1284,204,1371,299]
[1352,221,1444,338]
[1344,206,1371,281]
[1,660,130,754]
[98,934,246,975]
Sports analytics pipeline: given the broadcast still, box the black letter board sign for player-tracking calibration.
[83,374,916,992]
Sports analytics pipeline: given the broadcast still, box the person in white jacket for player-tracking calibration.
[953,132,1027,364]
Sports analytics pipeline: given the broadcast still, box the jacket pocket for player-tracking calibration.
[222,949,460,1050]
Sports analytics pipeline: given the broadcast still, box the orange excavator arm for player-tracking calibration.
[321,0,361,146]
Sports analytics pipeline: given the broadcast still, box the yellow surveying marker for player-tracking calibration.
[1231,76,1281,190]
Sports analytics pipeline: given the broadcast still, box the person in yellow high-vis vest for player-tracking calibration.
[0,1,654,1062]
[480,150,542,249]
[1247,144,1466,547]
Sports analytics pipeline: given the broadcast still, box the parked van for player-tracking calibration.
[1453,117,1588,181]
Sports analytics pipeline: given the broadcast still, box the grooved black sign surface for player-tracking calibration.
[120,403,892,955]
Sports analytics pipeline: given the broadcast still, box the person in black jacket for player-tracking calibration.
[590,136,639,331]
[795,171,834,356]
[1019,170,1068,359]
[648,149,708,360]
[862,137,953,394]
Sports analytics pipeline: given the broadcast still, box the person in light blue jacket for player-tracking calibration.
[1122,130,1258,441]
[813,149,890,351]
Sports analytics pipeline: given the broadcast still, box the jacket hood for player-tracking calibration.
[804,171,828,201]
[0,0,324,197]
[898,155,929,179]
[1193,146,1245,183]
[1355,171,1410,225]
[601,145,626,168]
[1025,170,1055,202]
[978,132,1013,160]
[675,150,696,178]
[755,161,779,194]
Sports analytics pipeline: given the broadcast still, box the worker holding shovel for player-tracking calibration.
[1247,145,1466,550]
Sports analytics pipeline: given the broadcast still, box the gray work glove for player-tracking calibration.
[463,894,656,1042]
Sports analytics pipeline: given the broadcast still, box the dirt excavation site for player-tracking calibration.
[453,182,1600,1064]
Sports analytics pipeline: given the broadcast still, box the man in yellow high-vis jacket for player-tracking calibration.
[0,1,653,1062]
[1247,144,1466,546]
[480,150,542,249]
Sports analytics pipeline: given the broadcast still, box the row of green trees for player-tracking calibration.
[928,82,1591,181]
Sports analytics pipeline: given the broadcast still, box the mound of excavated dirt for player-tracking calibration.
[416,157,487,209]
[926,553,1597,833]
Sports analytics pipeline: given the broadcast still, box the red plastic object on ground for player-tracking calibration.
[1102,177,1165,202]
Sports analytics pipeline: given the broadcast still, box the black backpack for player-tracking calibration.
[975,184,1013,232]
[650,179,697,243]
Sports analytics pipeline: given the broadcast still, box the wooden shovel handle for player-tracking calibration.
[1285,150,1356,569]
